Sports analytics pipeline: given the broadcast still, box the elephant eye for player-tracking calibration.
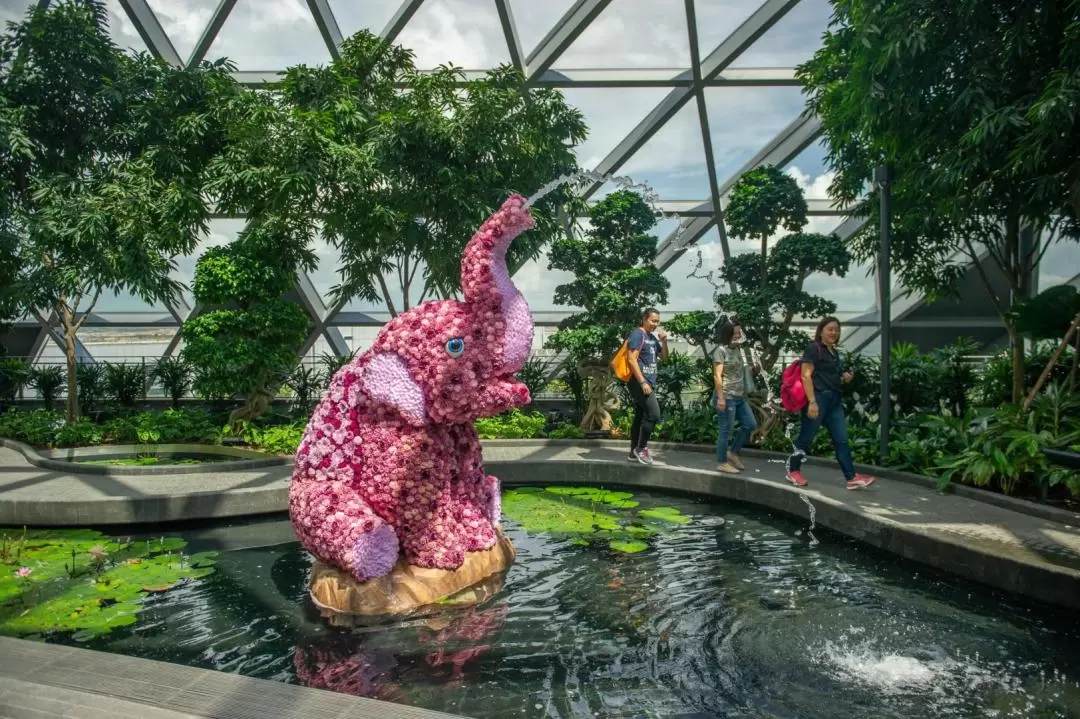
[445,337,465,358]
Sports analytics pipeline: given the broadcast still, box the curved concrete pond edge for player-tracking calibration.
[1,437,1078,609]
[0,438,287,475]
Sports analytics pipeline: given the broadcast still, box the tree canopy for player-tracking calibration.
[261,31,588,316]
[798,0,1080,400]
[0,0,239,420]
[545,190,670,362]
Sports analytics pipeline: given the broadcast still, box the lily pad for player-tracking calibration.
[0,528,216,639]
[639,507,692,525]
[607,540,648,553]
[502,486,691,554]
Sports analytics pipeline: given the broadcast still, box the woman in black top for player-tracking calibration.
[784,316,876,490]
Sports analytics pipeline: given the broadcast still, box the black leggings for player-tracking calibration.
[628,381,662,451]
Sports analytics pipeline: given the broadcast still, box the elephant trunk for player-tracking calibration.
[461,195,535,375]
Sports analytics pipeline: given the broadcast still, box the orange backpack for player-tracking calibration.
[610,337,632,382]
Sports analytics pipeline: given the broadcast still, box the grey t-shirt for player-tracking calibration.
[712,345,745,398]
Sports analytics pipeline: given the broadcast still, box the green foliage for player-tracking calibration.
[27,366,64,411]
[0,408,219,448]
[0,1,241,421]
[474,409,546,439]
[181,236,311,426]
[150,357,192,410]
[665,311,721,358]
[319,353,352,383]
[233,32,586,315]
[75,363,106,416]
[103,362,145,409]
[797,0,1080,402]
[0,528,215,639]
[547,423,585,439]
[654,350,697,412]
[241,421,306,455]
[501,486,690,554]
[515,356,552,407]
[1011,285,1080,341]
[704,167,850,372]
[284,364,325,417]
[0,358,28,407]
[725,165,808,242]
[546,190,670,362]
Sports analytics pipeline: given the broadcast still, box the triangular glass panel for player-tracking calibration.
[804,257,876,313]
[782,136,831,199]
[1037,238,1080,293]
[705,86,806,190]
[508,0,576,57]
[90,290,168,313]
[147,0,220,63]
[206,0,331,70]
[329,0,405,40]
[395,0,510,69]
[104,0,153,55]
[554,0,690,69]
[662,228,726,311]
[694,0,764,58]
[512,255,577,312]
[75,326,180,365]
[559,87,673,171]
[600,101,711,202]
[0,0,37,29]
[730,0,831,68]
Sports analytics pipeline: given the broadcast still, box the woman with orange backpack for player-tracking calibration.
[615,308,668,465]
[783,316,876,490]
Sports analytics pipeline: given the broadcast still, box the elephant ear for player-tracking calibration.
[358,352,427,425]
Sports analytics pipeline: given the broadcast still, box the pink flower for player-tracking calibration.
[15,567,31,578]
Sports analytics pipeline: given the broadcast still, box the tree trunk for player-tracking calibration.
[59,306,80,423]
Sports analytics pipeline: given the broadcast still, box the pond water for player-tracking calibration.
[51,490,1080,719]
[71,455,229,466]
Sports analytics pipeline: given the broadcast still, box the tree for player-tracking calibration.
[271,32,587,317]
[180,218,312,432]
[797,0,1080,403]
[546,190,670,429]
[0,1,238,421]
[708,166,850,372]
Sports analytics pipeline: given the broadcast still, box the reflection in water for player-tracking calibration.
[59,492,1080,719]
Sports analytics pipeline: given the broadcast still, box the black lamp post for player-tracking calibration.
[874,165,893,464]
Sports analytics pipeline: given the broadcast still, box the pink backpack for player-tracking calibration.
[780,343,822,413]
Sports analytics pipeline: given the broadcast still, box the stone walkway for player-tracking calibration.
[1,439,1079,606]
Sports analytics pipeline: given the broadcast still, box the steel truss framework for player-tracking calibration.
[7,0,997,365]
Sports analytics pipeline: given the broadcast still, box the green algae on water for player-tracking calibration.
[501,486,690,554]
[0,529,216,640]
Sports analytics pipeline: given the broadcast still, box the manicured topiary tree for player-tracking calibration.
[180,218,311,432]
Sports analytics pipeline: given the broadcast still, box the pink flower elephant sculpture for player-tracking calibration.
[289,195,535,583]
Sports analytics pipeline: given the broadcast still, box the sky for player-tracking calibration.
[3,0,894,316]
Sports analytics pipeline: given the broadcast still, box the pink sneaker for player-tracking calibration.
[846,474,876,490]
[785,470,808,487]
[634,448,655,466]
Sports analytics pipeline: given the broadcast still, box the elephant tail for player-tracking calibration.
[289,479,400,582]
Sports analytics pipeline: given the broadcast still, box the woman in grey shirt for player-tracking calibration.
[712,320,757,474]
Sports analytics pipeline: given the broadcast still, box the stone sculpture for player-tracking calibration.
[289,195,535,616]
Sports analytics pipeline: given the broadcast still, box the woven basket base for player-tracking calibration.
[309,535,515,623]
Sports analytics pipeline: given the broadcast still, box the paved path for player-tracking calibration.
[1,439,1079,604]
[0,636,462,719]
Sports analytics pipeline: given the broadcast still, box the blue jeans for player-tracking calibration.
[714,394,757,463]
[787,389,856,481]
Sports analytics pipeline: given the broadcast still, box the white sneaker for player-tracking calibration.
[634,448,655,465]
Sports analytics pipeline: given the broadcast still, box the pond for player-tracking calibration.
[29,489,1080,718]
[71,455,230,467]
